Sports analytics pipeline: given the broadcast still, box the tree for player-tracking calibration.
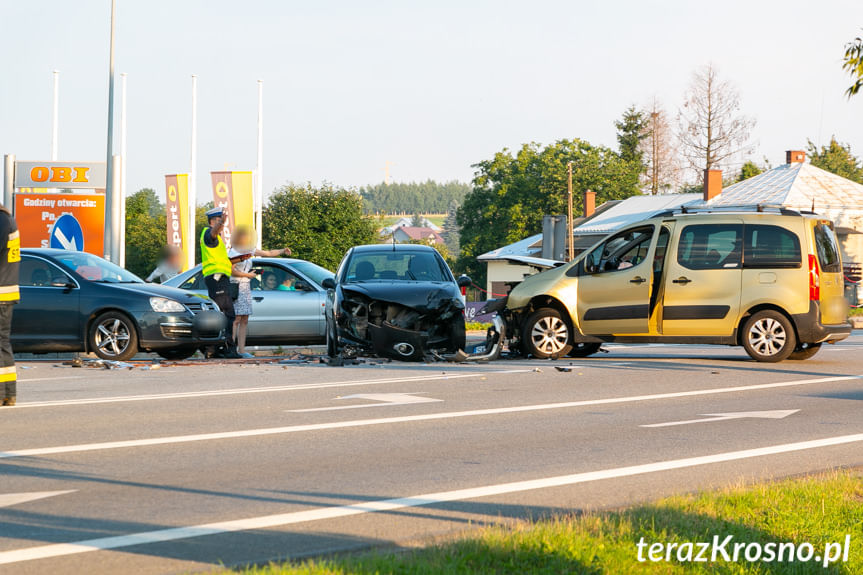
[737,161,763,182]
[678,64,755,181]
[410,212,425,227]
[456,139,642,286]
[807,137,863,183]
[359,180,470,214]
[640,99,679,194]
[615,105,649,166]
[124,189,166,278]
[262,183,377,271]
[843,33,863,97]
[440,199,460,257]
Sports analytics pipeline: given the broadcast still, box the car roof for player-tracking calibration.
[350,244,438,253]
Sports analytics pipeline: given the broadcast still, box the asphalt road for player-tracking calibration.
[2,335,863,574]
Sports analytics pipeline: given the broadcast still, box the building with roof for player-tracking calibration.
[379,216,442,237]
[390,226,446,245]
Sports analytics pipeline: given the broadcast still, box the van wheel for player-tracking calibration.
[742,311,796,362]
[788,343,822,360]
[523,308,572,359]
[89,311,138,361]
[568,343,602,358]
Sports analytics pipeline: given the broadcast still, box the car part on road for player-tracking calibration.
[787,342,822,360]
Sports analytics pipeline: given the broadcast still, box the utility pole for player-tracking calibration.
[567,162,574,261]
[119,72,127,266]
[255,79,263,250]
[51,70,59,161]
[189,75,198,271]
[104,0,117,262]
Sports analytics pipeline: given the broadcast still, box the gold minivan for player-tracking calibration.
[497,207,852,362]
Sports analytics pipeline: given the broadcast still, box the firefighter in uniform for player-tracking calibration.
[0,205,20,406]
[201,207,241,358]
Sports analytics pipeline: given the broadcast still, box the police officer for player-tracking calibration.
[201,207,241,359]
[0,204,20,406]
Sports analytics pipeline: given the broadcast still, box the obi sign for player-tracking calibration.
[14,162,107,189]
[14,193,105,255]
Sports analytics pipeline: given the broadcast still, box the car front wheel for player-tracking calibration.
[788,342,821,360]
[89,311,139,361]
[742,310,796,362]
[522,308,572,359]
[326,318,339,358]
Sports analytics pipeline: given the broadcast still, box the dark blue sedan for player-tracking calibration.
[11,249,225,361]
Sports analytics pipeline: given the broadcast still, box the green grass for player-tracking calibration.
[223,470,862,574]
[849,307,863,317]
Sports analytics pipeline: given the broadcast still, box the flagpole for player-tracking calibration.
[119,72,127,267]
[256,79,263,250]
[189,74,197,270]
[51,70,59,161]
[104,0,117,262]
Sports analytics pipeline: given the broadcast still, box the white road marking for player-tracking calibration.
[13,371,526,409]
[1,433,861,565]
[289,393,442,412]
[641,409,800,428]
[0,490,76,509]
[2,374,860,460]
[17,376,84,383]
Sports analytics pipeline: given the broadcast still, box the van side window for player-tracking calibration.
[743,225,802,269]
[583,226,654,273]
[813,222,842,273]
[677,224,742,270]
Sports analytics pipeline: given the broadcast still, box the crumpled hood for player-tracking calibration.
[341,281,464,312]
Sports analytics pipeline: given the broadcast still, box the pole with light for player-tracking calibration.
[51,70,59,161]
[103,0,122,264]
[255,79,263,250]
[188,75,198,271]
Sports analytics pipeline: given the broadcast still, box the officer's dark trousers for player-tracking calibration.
[204,274,236,349]
[0,304,15,399]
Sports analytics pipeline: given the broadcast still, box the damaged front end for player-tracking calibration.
[336,288,465,361]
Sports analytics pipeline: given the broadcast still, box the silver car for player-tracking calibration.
[164,258,334,345]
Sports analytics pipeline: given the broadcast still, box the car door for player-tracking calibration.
[661,221,743,336]
[248,263,323,339]
[12,255,81,349]
[576,225,656,335]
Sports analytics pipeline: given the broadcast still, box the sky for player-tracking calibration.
[1,0,862,203]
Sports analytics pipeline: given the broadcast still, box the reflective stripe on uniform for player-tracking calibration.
[0,366,16,383]
[6,230,19,240]
[0,284,19,301]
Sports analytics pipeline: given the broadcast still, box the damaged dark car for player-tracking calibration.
[323,244,472,361]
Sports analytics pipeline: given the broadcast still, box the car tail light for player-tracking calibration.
[808,254,820,301]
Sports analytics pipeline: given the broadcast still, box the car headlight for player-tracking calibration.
[150,297,185,312]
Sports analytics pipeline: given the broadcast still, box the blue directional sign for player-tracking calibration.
[49,213,85,251]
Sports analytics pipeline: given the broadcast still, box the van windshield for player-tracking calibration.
[813,223,842,273]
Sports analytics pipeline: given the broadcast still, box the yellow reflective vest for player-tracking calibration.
[200,228,232,277]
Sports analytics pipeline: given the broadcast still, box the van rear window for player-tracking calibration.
[813,222,842,273]
[743,225,801,269]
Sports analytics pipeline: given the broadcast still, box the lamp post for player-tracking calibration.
[104,0,118,263]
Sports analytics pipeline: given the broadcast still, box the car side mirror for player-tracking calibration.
[457,275,472,288]
[584,254,597,274]
[321,277,336,290]
[51,280,75,290]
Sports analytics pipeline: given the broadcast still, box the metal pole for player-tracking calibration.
[104,0,117,262]
[51,70,59,161]
[567,162,574,261]
[255,79,263,250]
[119,72,127,266]
[188,74,197,270]
[3,155,14,213]
[111,154,122,263]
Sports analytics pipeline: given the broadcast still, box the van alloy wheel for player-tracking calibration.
[741,310,796,363]
[523,308,573,359]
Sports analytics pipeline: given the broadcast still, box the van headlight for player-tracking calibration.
[150,297,185,312]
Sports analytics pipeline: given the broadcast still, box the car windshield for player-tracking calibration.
[344,251,450,283]
[291,261,334,287]
[53,252,144,283]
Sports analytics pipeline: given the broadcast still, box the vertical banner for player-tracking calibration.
[210,171,254,248]
[165,174,190,271]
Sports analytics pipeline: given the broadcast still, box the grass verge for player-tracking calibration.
[225,470,862,574]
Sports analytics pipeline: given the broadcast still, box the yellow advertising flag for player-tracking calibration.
[165,174,190,271]
[210,171,255,248]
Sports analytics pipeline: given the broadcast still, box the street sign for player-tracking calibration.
[14,192,105,255]
[14,161,107,189]
[49,213,85,251]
